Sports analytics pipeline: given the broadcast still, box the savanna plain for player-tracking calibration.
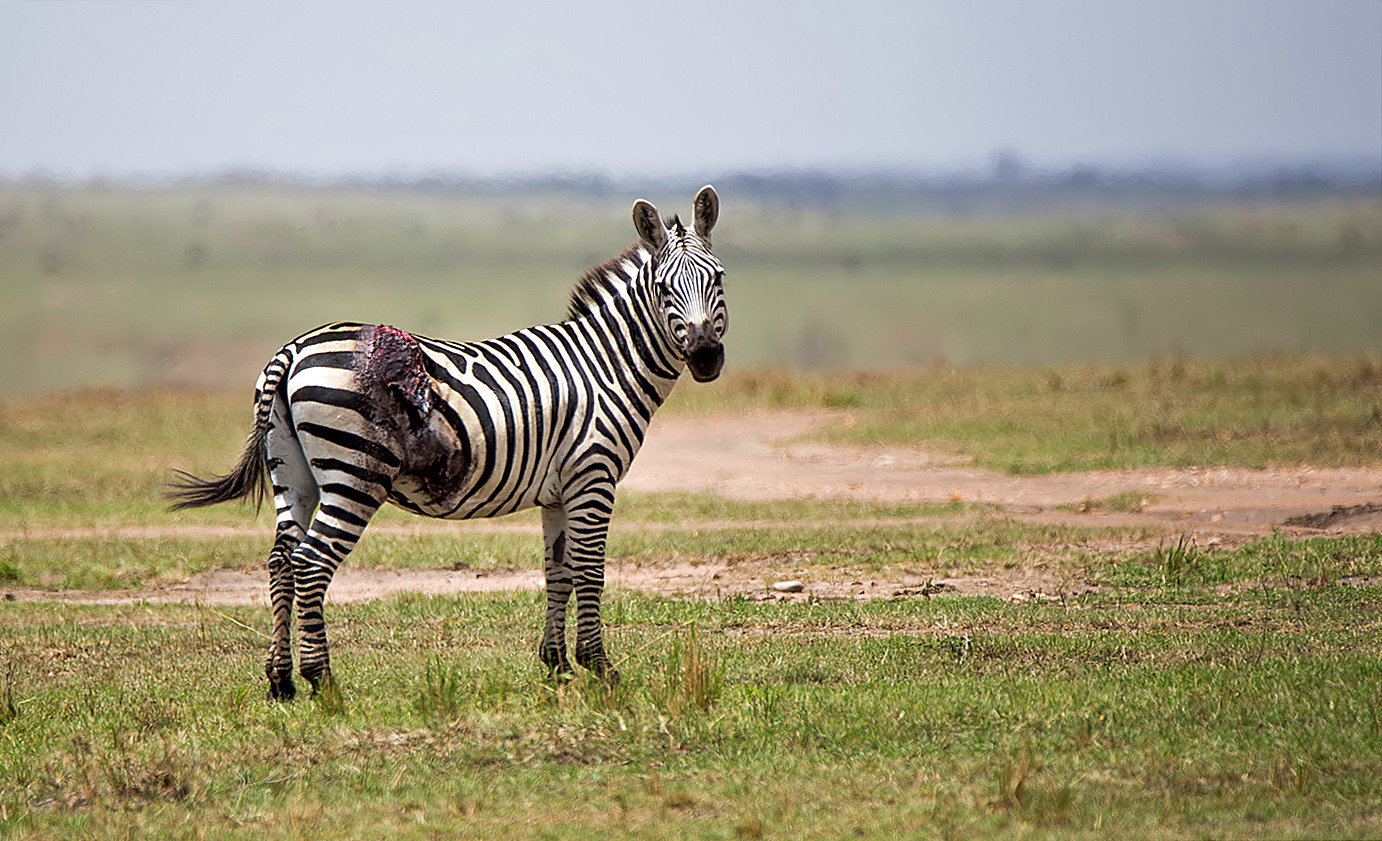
[1,182,1380,839]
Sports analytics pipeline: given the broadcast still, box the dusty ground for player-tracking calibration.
[9,410,1380,606]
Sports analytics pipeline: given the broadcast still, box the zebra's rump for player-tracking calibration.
[362,324,434,418]
[278,323,469,516]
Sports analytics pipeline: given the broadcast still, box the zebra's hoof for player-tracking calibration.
[267,676,297,702]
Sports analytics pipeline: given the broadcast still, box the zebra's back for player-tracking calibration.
[279,320,636,522]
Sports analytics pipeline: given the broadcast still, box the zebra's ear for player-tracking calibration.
[632,200,667,251]
[693,185,718,241]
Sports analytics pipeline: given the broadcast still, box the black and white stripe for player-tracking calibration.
[170,186,727,700]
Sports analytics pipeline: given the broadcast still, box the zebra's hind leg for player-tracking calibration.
[264,393,319,702]
[265,528,302,701]
[540,505,575,680]
[290,485,387,699]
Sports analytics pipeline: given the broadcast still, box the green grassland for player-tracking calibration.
[2,373,1382,837]
[684,354,1382,472]
[2,181,1379,393]
[2,184,1381,837]
[2,582,1380,838]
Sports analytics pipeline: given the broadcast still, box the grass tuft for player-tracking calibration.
[1155,534,1200,585]
[1066,490,1160,514]
[414,657,463,722]
[312,672,347,716]
[994,741,1031,812]
[96,734,195,805]
[652,625,724,716]
[0,663,17,726]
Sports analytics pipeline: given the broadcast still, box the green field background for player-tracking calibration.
[2,181,1379,394]
[3,181,1382,838]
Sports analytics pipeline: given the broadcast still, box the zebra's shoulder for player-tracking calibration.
[567,244,649,321]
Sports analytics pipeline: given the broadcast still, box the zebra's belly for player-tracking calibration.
[385,475,543,520]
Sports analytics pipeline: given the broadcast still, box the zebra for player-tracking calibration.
[168,186,726,701]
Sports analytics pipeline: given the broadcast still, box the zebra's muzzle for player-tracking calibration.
[685,321,724,383]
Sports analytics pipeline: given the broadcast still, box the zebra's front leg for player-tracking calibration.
[540,505,574,680]
[565,485,619,683]
[573,563,617,683]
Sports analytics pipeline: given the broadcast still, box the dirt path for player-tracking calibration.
[7,410,1379,606]
[624,410,1382,534]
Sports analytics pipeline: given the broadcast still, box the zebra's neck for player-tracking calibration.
[564,245,685,404]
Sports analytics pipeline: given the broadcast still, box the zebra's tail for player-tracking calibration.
[166,349,292,511]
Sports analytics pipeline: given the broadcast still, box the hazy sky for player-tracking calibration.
[2,0,1379,179]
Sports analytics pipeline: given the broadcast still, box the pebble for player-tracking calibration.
[771,580,805,593]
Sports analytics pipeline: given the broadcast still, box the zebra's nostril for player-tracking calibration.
[686,337,724,382]
[689,341,723,367]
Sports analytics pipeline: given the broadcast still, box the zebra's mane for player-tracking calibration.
[566,243,650,321]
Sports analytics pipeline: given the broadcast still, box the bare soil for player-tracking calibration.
[621,411,1382,535]
[8,410,1379,606]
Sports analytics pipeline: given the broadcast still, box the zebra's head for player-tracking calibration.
[632,185,727,383]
